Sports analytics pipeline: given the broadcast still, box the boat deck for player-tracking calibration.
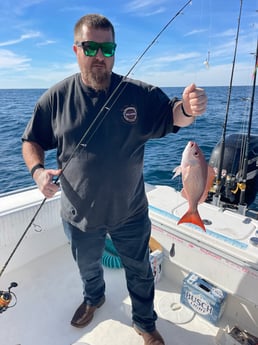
[1,243,220,345]
[1,185,258,345]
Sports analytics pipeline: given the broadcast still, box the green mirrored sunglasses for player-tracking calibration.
[76,41,117,57]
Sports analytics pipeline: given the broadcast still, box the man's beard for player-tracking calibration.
[82,68,111,91]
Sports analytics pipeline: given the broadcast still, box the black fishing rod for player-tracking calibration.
[239,38,258,205]
[215,0,243,196]
[0,0,192,281]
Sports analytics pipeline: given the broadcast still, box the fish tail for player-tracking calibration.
[178,210,206,231]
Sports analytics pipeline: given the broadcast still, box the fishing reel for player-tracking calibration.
[0,282,18,313]
[223,173,239,203]
[210,168,239,203]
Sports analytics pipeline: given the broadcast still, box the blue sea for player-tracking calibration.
[0,86,257,209]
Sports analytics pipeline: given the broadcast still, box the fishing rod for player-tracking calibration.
[215,0,243,197]
[0,0,192,285]
[239,38,258,205]
[49,0,193,180]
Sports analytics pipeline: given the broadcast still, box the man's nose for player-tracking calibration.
[95,47,105,59]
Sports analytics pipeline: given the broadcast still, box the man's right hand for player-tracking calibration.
[33,168,62,198]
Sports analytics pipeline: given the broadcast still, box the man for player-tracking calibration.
[22,14,207,345]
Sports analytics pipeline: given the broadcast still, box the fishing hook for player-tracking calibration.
[0,0,192,279]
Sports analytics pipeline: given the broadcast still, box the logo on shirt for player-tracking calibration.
[123,106,137,123]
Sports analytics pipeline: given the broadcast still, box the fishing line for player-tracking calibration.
[215,0,243,196]
[204,0,212,70]
[239,38,258,205]
[184,0,209,139]
[45,0,193,181]
[0,0,193,279]
[238,95,253,176]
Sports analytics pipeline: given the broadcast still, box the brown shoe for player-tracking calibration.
[133,324,165,345]
[71,296,105,328]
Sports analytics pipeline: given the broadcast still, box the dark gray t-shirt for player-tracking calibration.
[22,72,178,231]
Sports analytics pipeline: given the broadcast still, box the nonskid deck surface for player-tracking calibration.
[1,244,219,345]
[2,184,257,344]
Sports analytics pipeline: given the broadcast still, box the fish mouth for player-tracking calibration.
[187,141,200,157]
[189,141,196,147]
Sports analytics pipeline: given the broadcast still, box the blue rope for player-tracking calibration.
[102,237,123,269]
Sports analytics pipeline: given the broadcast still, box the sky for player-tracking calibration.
[0,0,257,89]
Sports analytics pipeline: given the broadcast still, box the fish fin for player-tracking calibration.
[172,166,182,179]
[178,210,206,231]
[181,188,187,200]
[199,165,215,204]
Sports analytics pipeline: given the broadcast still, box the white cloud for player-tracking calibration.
[12,0,45,16]
[2,62,79,88]
[36,40,56,47]
[126,0,161,10]
[0,31,41,47]
[155,52,201,63]
[138,61,254,87]
[0,49,31,70]
[124,0,166,15]
[60,5,95,12]
[115,51,202,78]
[184,29,208,37]
[142,7,166,16]
[0,56,254,89]
[213,28,237,38]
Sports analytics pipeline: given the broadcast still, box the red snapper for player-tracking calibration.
[173,141,215,231]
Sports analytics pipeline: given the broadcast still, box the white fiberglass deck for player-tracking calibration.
[1,243,220,345]
[1,185,258,345]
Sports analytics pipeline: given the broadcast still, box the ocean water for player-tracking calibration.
[0,85,257,209]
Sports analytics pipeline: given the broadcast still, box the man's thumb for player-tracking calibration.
[183,83,196,98]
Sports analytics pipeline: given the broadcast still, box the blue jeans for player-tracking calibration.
[62,211,157,332]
